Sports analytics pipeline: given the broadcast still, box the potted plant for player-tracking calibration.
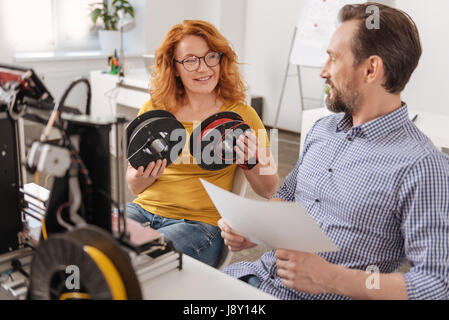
[89,0,135,54]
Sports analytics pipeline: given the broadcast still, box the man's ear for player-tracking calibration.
[365,55,384,84]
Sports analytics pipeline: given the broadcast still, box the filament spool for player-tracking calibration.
[29,226,141,300]
[126,110,186,170]
[189,112,255,171]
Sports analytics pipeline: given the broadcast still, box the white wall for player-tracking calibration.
[145,0,246,60]
[243,0,306,132]
[0,1,14,63]
[394,0,449,116]
[217,0,247,64]
[145,0,219,55]
[123,0,148,55]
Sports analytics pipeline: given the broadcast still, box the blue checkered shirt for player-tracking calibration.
[223,105,449,300]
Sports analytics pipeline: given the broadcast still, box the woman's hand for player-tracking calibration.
[233,129,279,199]
[218,218,257,252]
[126,159,167,195]
[235,129,258,167]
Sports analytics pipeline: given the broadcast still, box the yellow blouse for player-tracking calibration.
[132,100,269,226]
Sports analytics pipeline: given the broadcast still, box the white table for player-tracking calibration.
[141,255,276,300]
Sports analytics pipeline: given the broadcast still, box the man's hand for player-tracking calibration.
[275,249,335,295]
[275,249,409,299]
[218,219,257,252]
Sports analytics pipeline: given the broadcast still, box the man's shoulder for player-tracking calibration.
[316,113,344,126]
[307,113,344,137]
[406,140,449,176]
[396,121,444,159]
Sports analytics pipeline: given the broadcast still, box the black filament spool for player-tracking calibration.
[189,111,251,171]
[28,226,142,300]
[29,234,111,300]
[126,110,186,170]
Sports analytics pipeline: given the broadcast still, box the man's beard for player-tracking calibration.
[325,80,361,116]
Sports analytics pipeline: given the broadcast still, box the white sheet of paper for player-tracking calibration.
[201,179,339,253]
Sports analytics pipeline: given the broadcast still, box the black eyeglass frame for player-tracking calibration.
[174,52,223,72]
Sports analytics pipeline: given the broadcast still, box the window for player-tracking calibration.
[3,0,100,52]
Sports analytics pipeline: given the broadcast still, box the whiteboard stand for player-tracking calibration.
[274,26,325,130]
[274,0,364,131]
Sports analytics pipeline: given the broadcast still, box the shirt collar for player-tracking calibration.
[336,103,410,141]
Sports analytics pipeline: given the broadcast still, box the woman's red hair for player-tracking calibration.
[150,20,247,110]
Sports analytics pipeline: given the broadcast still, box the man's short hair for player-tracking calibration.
[339,2,422,94]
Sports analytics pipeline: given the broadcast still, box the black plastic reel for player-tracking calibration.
[126,110,186,170]
[28,225,142,300]
[189,111,252,171]
[29,225,142,300]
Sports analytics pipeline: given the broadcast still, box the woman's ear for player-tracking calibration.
[173,60,180,77]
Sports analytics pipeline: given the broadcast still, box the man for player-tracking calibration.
[219,3,449,300]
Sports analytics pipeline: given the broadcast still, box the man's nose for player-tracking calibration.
[320,66,329,79]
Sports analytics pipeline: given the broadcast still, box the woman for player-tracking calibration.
[126,20,278,267]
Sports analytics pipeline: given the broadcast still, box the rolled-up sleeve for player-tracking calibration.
[398,154,449,300]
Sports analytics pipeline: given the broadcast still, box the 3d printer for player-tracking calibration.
[0,64,182,300]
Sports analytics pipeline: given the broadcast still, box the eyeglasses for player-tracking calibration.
[174,52,223,72]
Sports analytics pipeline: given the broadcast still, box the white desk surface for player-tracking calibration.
[141,255,276,300]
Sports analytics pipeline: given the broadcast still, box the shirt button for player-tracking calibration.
[315,199,320,203]
[347,137,354,142]
[328,168,333,173]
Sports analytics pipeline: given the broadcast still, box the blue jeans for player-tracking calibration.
[126,203,223,267]
[240,275,261,288]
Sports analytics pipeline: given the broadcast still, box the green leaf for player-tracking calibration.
[90,8,102,24]
[110,20,118,31]
[125,6,135,18]
[89,0,134,30]
[103,13,111,30]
